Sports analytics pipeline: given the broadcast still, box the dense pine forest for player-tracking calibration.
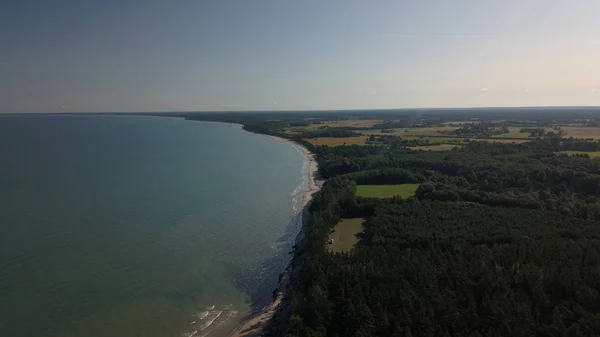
[172,109,600,336]
[282,139,600,337]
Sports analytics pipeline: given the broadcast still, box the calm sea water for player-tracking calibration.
[0,115,307,337]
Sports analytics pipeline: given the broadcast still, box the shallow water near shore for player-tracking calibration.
[0,115,307,337]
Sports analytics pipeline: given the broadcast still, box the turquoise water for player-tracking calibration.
[0,115,307,337]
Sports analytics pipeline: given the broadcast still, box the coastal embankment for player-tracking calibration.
[228,136,323,337]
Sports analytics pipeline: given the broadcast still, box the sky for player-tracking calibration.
[0,0,599,113]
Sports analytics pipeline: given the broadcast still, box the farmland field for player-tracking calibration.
[561,126,600,139]
[305,136,368,146]
[356,184,419,198]
[327,218,364,253]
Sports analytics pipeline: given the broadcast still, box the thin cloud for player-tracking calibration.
[480,87,489,92]
[592,88,597,93]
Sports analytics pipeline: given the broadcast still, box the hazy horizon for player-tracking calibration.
[1,0,599,113]
[4,105,600,115]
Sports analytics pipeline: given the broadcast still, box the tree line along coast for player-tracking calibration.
[164,108,600,337]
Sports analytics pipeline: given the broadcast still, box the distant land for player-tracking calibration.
[159,107,600,337]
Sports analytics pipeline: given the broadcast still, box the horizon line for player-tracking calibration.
[3,105,600,115]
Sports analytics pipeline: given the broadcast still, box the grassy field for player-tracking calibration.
[561,126,600,139]
[305,136,368,146]
[408,144,460,151]
[356,184,419,198]
[328,218,364,253]
[557,151,600,158]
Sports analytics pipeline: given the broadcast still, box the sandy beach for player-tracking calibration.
[227,136,323,337]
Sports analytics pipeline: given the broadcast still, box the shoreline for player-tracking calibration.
[227,135,323,337]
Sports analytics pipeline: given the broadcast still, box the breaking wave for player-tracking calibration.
[182,304,238,337]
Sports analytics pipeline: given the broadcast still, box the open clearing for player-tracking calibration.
[561,126,600,139]
[408,144,460,151]
[557,151,600,158]
[328,218,364,253]
[305,136,368,146]
[356,184,419,198]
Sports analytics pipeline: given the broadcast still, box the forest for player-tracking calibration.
[172,109,600,337]
[279,138,600,337]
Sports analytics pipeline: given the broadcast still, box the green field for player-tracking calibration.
[328,218,364,253]
[356,184,419,198]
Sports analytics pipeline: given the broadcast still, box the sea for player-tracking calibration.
[0,114,308,337]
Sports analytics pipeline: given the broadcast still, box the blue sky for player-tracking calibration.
[1,0,599,112]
